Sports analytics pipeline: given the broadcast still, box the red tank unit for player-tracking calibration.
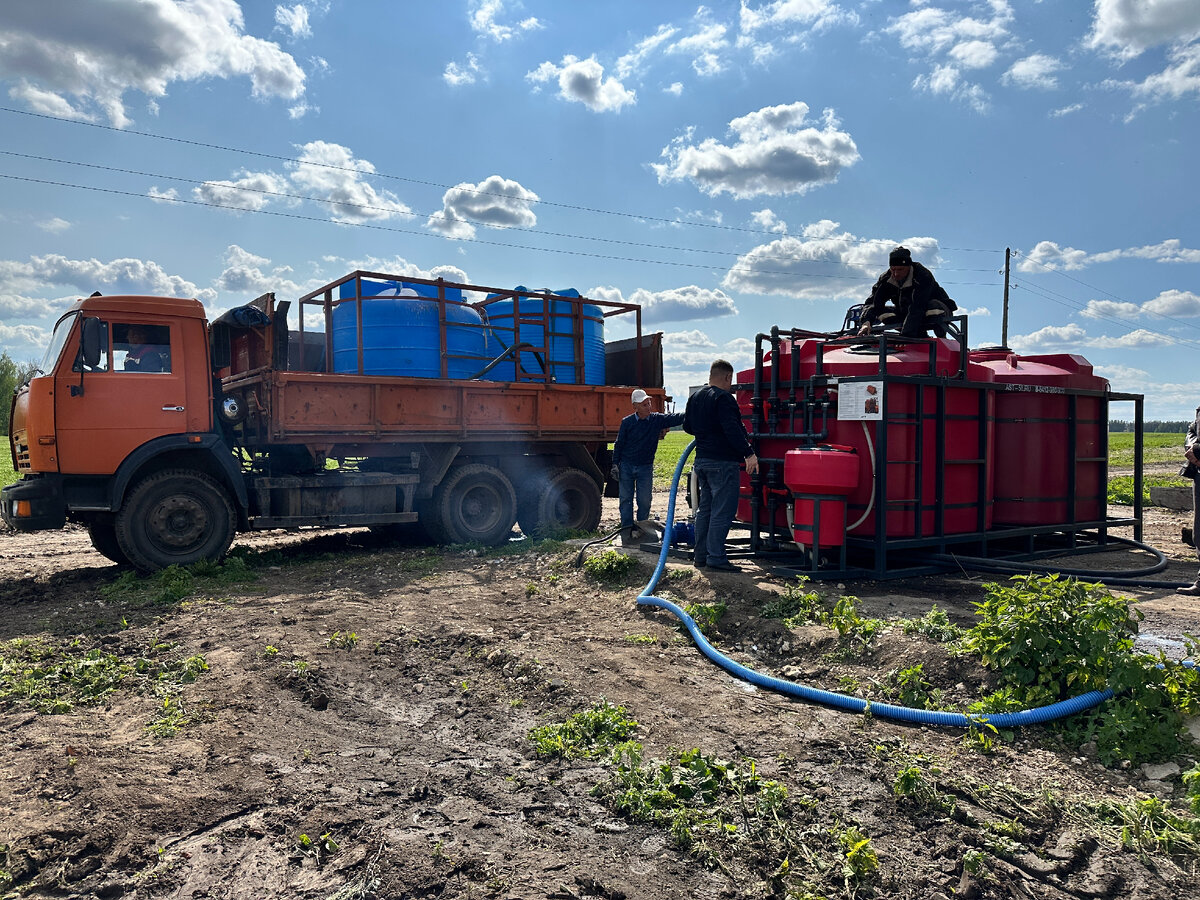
[784,446,860,547]
[968,350,1109,525]
[737,337,995,540]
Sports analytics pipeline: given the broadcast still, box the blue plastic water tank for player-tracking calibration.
[481,288,605,384]
[332,280,485,378]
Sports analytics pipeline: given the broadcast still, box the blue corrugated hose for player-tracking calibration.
[635,440,1125,728]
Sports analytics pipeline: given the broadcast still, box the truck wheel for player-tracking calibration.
[518,467,601,537]
[425,464,516,546]
[87,519,130,566]
[115,469,236,573]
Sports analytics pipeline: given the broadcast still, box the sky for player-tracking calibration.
[0,0,1197,420]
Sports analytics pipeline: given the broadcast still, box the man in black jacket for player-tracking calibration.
[1179,406,1200,595]
[683,360,758,572]
[857,246,956,338]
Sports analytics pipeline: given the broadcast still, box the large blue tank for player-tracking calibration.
[481,288,605,384]
[332,280,486,378]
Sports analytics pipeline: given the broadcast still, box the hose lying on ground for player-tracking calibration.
[633,440,1146,728]
[575,526,623,567]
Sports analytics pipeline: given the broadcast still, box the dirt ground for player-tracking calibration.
[2,492,1199,900]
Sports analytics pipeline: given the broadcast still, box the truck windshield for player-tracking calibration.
[39,311,79,375]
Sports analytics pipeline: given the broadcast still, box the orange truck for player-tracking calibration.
[3,271,666,571]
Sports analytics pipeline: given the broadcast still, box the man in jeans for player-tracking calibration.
[612,388,685,545]
[683,360,758,572]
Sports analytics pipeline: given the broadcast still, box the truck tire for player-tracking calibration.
[517,467,601,537]
[424,463,516,546]
[87,519,130,566]
[115,469,236,573]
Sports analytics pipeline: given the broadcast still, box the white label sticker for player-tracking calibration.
[838,381,883,420]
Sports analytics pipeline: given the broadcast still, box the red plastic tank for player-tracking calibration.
[784,446,860,547]
[736,337,995,539]
[968,350,1108,525]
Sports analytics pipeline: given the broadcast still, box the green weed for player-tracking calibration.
[1107,474,1189,505]
[886,664,941,709]
[327,631,358,650]
[624,634,659,645]
[899,605,965,643]
[960,574,1200,764]
[529,701,639,759]
[582,548,639,585]
[836,826,878,882]
[1089,797,1200,860]
[682,601,726,639]
[762,576,824,623]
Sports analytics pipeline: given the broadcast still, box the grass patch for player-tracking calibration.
[0,636,211,734]
[1108,432,1184,468]
[101,557,257,609]
[1107,473,1189,505]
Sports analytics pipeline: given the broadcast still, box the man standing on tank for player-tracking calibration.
[1178,405,1200,595]
[857,246,956,338]
[683,360,759,572]
[612,389,685,545]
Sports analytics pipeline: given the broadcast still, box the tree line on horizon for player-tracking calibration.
[1109,420,1188,433]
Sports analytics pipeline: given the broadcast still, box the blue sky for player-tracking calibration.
[0,0,1197,419]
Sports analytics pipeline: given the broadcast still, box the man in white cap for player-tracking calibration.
[612,388,684,545]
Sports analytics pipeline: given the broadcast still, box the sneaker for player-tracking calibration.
[1177,582,1200,596]
[1183,526,1194,547]
[706,561,741,572]
[693,559,707,569]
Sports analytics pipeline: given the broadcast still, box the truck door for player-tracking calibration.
[55,320,192,475]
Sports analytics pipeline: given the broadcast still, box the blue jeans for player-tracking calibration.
[693,459,740,566]
[618,463,654,527]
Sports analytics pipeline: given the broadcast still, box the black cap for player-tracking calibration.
[889,247,912,266]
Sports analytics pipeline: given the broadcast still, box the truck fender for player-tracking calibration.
[110,434,248,512]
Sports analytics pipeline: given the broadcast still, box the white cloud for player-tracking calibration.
[664,81,684,96]
[616,25,678,79]
[0,0,307,127]
[661,329,717,348]
[194,170,291,212]
[627,285,738,324]
[1050,103,1084,117]
[886,1,1014,112]
[469,0,542,42]
[36,217,71,234]
[739,0,857,35]
[0,253,216,305]
[723,220,940,301]
[966,306,991,317]
[1087,329,1175,349]
[1009,322,1088,351]
[274,4,311,39]
[526,56,636,112]
[444,53,483,87]
[425,175,539,240]
[289,142,411,223]
[1020,238,1200,271]
[751,209,788,234]
[1142,289,1200,317]
[1128,42,1200,104]
[1003,53,1063,90]
[1086,0,1200,61]
[653,102,859,199]
[1081,300,1142,320]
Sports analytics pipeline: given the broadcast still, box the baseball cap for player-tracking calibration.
[631,389,649,403]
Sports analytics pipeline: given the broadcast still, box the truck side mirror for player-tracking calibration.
[80,317,104,369]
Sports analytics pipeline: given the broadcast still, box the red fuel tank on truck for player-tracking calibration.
[968,350,1109,526]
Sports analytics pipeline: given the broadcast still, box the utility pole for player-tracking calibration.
[1001,247,1011,348]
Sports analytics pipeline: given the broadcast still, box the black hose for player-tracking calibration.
[920,535,1194,588]
[575,526,624,567]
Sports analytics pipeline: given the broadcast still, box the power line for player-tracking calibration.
[0,104,1006,254]
[0,149,999,276]
[0,171,1007,291]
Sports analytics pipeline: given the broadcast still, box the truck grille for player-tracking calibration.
[14,439,31,472]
